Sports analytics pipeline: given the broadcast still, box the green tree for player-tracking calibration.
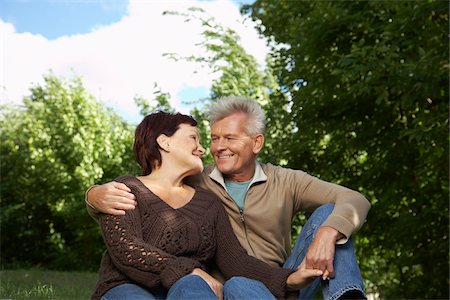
[163,7,293,166]
[0,74,138,270]
[134,82,174,117]
[243,1,449,298]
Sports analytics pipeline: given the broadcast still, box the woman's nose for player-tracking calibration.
[198,144,206,155]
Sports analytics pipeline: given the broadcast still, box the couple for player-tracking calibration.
[87,97,371,300]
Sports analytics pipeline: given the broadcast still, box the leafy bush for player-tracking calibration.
[1,74,139,270]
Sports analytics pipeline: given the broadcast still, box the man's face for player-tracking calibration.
[210,113,263,182]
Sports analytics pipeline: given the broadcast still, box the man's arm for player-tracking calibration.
[285,168,371,280]
[290,170,371,242]
[85,181,137,215]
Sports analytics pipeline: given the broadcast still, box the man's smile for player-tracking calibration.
[217,154,235,159]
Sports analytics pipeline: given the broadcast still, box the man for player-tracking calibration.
[86,96,370,299]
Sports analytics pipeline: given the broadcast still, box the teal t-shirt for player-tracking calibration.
[224,179,252,210]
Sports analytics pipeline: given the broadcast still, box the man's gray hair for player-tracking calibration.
[208,96,266,136]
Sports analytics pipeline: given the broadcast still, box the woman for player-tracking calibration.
[91,111,322,300]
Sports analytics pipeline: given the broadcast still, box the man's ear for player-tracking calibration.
[156,134,170,152]
[252,134,265,155]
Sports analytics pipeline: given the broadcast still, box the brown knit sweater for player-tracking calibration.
[91,176,293,299]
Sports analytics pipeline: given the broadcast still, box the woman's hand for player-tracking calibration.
[191,268,223,299]
[286,259,323,291]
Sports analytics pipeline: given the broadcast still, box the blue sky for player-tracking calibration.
[1,0,254,38]
[0,0,264,124]
[1,1,128,40]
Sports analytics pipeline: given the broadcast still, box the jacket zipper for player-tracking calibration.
[239,209,245,222]
[239,208,257,256]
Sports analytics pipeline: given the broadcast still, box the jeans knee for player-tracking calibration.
[223,276,246,290]
[314,203,334,218]
[170,274,210,294]
[224,276,266,291]
[305,204,335,229]
[319,203,335,213]
[223,277,274,300]
[171,274,208,291]
[168,274,217,300]
[177,274,205,285]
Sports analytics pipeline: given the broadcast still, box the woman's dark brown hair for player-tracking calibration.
[133,111,197,175]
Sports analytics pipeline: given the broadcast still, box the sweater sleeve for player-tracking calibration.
[98,177,201,290]
[211,198,294,298]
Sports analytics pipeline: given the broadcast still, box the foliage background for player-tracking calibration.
[242,1,449,298]
[1,1,448,299]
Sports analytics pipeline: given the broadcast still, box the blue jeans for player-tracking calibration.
[101,274,217,300]
[223,276,276,300]
[225,204,365,300]
[283,204,365,300]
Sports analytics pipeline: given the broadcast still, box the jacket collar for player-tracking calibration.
[209,160,267,190]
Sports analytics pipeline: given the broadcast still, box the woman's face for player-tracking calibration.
[168,124,205,175]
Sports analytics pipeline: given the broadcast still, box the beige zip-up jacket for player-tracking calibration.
[186,161,371,268]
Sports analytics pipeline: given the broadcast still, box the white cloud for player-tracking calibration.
[0,0,269,124]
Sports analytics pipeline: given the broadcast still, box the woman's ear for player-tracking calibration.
[156,134,170,152]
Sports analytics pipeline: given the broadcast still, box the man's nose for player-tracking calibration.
[216,138,227,150]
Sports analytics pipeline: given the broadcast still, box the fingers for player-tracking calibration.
[104,195,136,208]
[88,181,136,214]
[287,263,324,291]
[305,268,323,278]
[307,256,334,280]
[305,253,330,271]
[322,269,330,281]
[312,256,334,280]
[206,277,223,299]
[112,181,134,194]
[304,250,335,281]
[190,268,223,299]
[304,232,336,281]
[104,181,136,206]
[325,260,335,279]
[110,182,136,200]
[111,181,132,192]
[297,261,323,278]
[211,281,223,300]
[106,208,126,216]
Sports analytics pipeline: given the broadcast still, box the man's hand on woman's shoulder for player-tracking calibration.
[87,181,136,215]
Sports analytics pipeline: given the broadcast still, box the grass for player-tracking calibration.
[0,269,98,299]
